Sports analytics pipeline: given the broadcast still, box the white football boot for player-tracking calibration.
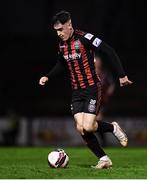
[112,121,128,147]
[93,157,112,169]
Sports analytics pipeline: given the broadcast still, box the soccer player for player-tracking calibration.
[39,11,133,169]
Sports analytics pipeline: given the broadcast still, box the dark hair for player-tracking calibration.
[52,10,71,26]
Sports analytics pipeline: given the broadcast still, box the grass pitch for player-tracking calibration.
[0,147,147,179]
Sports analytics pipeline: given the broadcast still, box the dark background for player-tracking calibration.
[0,0,146,117]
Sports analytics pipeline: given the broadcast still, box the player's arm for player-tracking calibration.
[39,53,65,86]
[98,42,133,86]
[84,33,133,87]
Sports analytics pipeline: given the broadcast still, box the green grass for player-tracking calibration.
[0,147,147,179]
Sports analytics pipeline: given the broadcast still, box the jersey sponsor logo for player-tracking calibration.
[88,99,96,113]
[64,53,81,61]
[92,38,102,47]
[84,33,94,40]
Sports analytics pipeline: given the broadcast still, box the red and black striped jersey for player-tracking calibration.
[58,30,101,90]
[47,29,125,89]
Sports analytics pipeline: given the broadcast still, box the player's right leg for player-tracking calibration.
[92,157,112,169]
[73,111,112,168]
[82,113,112,169]
[74,112,84,135]
[71,89,112,169]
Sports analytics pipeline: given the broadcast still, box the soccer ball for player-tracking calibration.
[48,149,69,168]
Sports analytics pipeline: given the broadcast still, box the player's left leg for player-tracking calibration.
[95,117,128,147]
[96,110,107,147]
[94,82,128,147]
[112,121,128,147]
[95,113,128,146]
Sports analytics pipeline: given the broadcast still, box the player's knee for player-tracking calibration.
[83,124,94,132]
[93,121,98,131]
[76,124,83,134]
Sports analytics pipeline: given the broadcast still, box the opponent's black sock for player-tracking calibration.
[81,132,106,158]
[97,121,114,133]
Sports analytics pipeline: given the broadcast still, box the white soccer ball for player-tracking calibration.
[48,149,69,168]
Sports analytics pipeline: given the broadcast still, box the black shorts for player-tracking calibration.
[71,83,101,115]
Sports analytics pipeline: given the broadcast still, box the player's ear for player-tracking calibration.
[68,20,72,29]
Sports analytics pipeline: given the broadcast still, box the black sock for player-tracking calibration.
[97,121,114,133]
[81,132,106,158]
[98,131,107,147]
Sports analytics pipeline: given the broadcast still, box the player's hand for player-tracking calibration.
[39,76,48,85]
[119,76,133,87]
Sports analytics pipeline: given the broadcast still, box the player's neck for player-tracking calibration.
[66,28,74,42]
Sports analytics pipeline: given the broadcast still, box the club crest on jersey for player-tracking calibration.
[74,40,80,50]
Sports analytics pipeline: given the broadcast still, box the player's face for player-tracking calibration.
[54,20,73,41]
